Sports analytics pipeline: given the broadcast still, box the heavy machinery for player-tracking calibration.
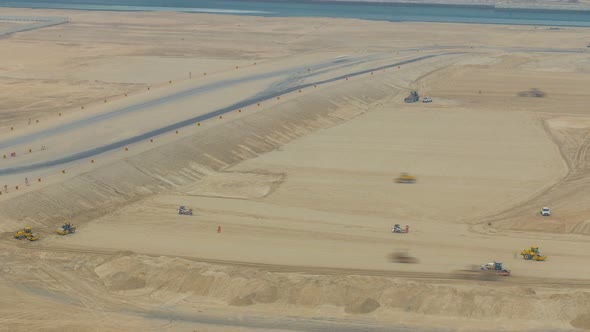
[404,91,419,103]
[388,251,418,264]
[454,265,500,281]
[518,88,546,98]
[56,222,76,235]
[178,206,193,216]
[480,262,511,276]
[392,224,410,233]
[395,173,416,184]
[14,226,38,241]
[521,246,547,261]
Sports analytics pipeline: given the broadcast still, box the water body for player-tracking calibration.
[1,0,590,27]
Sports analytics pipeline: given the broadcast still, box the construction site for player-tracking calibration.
[1,6,590,332]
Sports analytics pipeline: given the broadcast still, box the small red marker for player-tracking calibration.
[217,225,221,233]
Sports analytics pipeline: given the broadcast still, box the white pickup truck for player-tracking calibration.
[540,207,551,216]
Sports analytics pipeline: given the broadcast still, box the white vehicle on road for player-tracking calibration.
[540,207,551,216]
[422,96,432,103]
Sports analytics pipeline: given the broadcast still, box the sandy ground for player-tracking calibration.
[1,7,590,332]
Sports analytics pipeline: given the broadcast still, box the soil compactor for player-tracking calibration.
[521,246,546,261]
[56,222,76,235]
[480,262,511,276]
[14,226,39,241]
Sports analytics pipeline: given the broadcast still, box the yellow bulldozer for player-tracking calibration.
[395,173,417,184]
[521,246,546,261]
[14,226,39,241]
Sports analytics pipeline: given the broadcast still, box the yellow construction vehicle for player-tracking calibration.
[521,246,546,261]
[395,173,417,184]
[14,226,39,241]
[55,222,76,235]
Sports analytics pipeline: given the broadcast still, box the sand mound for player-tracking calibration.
[345,297,381,314]
[229,295,254,306]
[182,171,284,199]
[91,254,590,323]
[571,314,590,330]
[107,272,147,291]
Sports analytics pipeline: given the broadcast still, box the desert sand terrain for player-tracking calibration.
[1,7,590,332]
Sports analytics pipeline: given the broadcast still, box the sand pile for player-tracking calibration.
[94,253,590,324]
[182,171,285,199]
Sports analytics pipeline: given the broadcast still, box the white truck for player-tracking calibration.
[540,207,551,216]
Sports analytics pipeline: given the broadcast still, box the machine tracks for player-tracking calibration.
[473,118,590,229]
[18,244,590,288]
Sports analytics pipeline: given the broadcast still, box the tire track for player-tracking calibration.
[19,244,590,288]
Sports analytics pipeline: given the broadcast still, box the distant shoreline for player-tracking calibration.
[1,0,589,27]
[258,0,590,12]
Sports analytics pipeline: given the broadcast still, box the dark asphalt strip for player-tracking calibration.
[0,53,459,175]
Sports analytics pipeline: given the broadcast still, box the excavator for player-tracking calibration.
[521,246,546,261]
[14,226,39,241]
[55,222,76,235]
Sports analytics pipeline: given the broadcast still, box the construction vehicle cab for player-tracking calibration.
[395,173,416,184]
[404,91,419,103]
[14,226,39,241]
[521,246,547,261]
[56,222,76,235]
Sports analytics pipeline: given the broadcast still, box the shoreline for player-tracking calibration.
[292,0,590,11]
[1,0,590,17]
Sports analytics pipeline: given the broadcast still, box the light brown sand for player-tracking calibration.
[1,8,590,332]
